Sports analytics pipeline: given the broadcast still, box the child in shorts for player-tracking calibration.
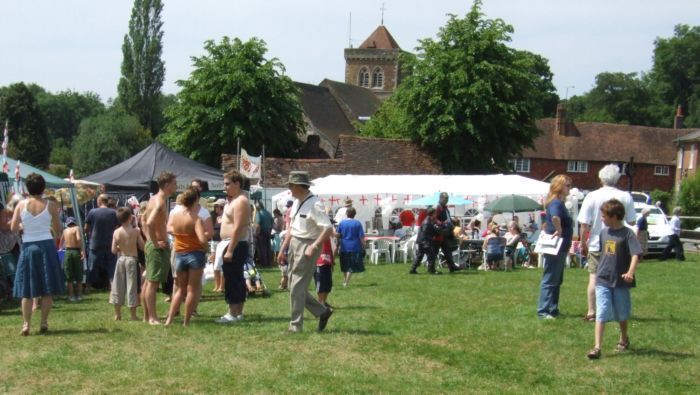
[110,207,144,321]
[314,238,334,307]
[243,259,263,295]
[60,217,84,302]
[587,199,641,359]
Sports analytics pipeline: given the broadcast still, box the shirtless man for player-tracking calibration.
[214,170,251,324]
[111,207,144,321]
[143,172,177,325]
[60,217,84,302]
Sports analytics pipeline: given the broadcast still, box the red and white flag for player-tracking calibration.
[239,148,261,179]
[15,160,20,182]
[2,120,8,173]
[69,168,75,183]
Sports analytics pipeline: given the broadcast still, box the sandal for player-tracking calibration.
[587,347,601,359]
[615,338,630,352]
[39,323,48,335]
[582,314,596,322]
[20,323,30,336]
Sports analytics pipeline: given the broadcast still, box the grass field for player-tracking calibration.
[1,256,699,394]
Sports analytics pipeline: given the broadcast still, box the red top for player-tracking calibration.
[316,239,334,267]
[399,210,415,227]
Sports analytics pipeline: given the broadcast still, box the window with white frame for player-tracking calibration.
[567,160,588,173]
[508,158,531,173]
[654,165,670,176]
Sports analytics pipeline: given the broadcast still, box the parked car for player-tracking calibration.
[630,191,652,204]
[633,203,671,254]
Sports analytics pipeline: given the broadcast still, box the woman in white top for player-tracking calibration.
[11,173,63,336]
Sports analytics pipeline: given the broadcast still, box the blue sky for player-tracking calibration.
[1,0,698,102]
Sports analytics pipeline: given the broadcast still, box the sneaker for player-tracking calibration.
[215,313,239,324]
[235,314,244,322]
[543,314,556,320]
[76,296,83,302]
[408,269,418,274]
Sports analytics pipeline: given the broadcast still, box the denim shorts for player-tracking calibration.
[595,285,631,322]
[175,251,206,273]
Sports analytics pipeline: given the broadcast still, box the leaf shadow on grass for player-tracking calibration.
[333,305,380,310]
[46,327,119,336]
[329,328,393,336]
[625,348,695,361]
[633,315,697,324]
[344,282,379,288]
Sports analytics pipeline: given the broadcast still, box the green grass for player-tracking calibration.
[1,257,699,394]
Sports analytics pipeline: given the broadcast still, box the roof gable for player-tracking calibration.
[359,25,401,49]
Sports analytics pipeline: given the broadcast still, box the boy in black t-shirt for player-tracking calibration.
[587,199,642,359]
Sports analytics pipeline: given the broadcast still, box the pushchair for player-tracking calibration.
[243,259,271,298]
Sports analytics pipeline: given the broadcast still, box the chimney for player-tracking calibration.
[555,102,567,136]
[674,105,684,129]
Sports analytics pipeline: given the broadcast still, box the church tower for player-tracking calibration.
[344,25,402,100]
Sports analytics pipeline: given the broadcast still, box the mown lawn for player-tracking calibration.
[1,256,698,394]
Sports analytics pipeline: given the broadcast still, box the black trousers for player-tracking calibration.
[412,244,437,272]
[661,234,685,261]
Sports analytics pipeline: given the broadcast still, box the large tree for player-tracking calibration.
[0,83,50,168]
[650,24,700,127]
[36,89,105,144]
[360,1,557,173]
[567,72,664,126]
[71,110,150,176]
[117,0,165,137]
[161,36,303,167]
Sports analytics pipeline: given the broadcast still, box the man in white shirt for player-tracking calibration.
[577,164,636,321]
[660,207,685,261]
[277,171,334,333]
[334,199,352,224]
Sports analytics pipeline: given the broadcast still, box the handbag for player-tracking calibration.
[533,232,563,255]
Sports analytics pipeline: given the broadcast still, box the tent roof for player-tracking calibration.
[3,156,71,188]
[83,142,224,191]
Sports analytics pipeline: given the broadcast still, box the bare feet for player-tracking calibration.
[20,323,30,336]
[148,319,162,325]
[114,315,122,321]
[130,316,140,321]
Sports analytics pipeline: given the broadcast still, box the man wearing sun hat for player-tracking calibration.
[333,198,353,225]
[277,171,334,333]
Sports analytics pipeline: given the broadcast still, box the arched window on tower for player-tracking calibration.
[371,67,384,89]
[358,67,370,88]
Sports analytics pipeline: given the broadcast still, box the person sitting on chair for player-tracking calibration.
[483,224,505,270]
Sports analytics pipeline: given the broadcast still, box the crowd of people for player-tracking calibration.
[0,164,690,358]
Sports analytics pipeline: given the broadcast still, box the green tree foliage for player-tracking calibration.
[567,72,664,126]
[650,189,672,213]
[677,174,700,228]
[360,1,557,173]
[71,110,150,176]
[36,90,105,144]
[117,0,165,137]
[161,37,303,167]
[49,138,73,168]
[0,82,50,168]
[650,24,700,127]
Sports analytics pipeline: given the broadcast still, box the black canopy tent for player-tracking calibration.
[83,142,225,201]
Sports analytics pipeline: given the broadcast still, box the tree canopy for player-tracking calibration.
[360,1,557,173]
[36,89,105,144]
[160,36,303,168]
[0,82,50,168]
[71,110,150,176]
[117,0,165,137]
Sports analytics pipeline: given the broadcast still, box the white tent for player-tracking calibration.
[272,174,550,230]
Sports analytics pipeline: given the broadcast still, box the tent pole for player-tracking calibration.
[69,186,87,255]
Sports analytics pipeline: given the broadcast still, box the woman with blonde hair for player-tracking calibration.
[537,174,573,319]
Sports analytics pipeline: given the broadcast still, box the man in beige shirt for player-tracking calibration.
[277,171,333,333]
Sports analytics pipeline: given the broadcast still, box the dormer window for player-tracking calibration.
[371,67,384,88]
[358,67,370,88]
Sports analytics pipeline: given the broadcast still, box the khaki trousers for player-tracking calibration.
[288,237,327,332]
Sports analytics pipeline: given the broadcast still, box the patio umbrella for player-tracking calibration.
[484,194,541,213]
[407,192,473,207]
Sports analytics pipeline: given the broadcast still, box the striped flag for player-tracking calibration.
[2,120,8,173]
[69,168,74,183]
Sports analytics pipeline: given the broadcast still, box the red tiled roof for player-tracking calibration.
[359,25,401,50]
[523,119,689,165]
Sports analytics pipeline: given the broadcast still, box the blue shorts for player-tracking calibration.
[595,285,632,322]
[174,251,206,273]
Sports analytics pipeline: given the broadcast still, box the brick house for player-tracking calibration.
[516,104,691,192]
[222,135,441,187]
[673,108,700,192]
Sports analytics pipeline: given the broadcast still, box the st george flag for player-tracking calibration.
[239,148,261,180]
[2,120,8,174]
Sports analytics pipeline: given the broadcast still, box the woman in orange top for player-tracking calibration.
[165,187,208,326]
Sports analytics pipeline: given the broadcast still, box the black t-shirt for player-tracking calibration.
[85,207,119,249]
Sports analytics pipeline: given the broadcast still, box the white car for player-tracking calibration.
[633,203,671,254]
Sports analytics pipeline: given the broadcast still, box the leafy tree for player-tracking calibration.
[567,72,664,126]
[71,110,150,176]
[360,1,556,173]
[0,82,50,168]
[117,0,165,136]
[161,36,303,167]
[650,24,700,127]
[36,90,105,144]
[650,189,672,213]
[677,174,700,229]
[50,138,73,168]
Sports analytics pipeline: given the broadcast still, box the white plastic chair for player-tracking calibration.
[396,237,415,263]
[371,238,393,264]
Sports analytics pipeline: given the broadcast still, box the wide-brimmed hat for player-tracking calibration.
[214,198,227,207]
[287,171,313,186]
[344,198,353,207]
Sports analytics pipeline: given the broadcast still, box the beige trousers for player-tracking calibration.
[110,256,139,307]
[288,237,328,332]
